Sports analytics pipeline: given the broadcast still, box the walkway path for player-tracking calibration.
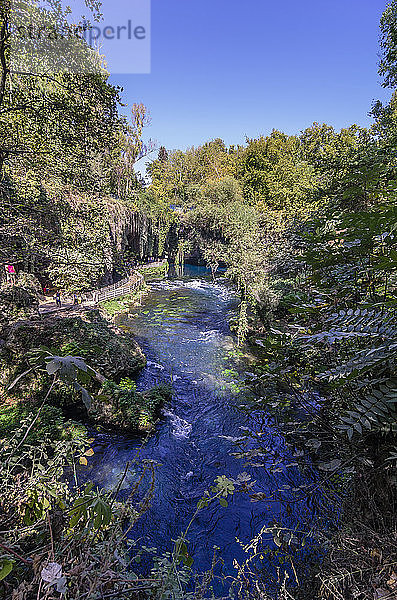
[38,260,168,314]
[39,300,96,315]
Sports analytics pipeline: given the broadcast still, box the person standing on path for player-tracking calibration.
[5,264,16,285]
[54,291,62,307]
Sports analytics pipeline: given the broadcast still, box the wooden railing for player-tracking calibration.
[91,260,168,303]
[93,270,145,303]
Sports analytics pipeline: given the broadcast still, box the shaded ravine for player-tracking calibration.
[84,265,330,587]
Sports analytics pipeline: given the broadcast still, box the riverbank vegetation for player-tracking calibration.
[143,2,397,597]
[1,0,397,598]
[99,288,147,318]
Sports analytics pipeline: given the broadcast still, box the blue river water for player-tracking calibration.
[84,265,332,591]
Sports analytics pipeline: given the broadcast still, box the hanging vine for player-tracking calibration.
[237,300,249,346]
[175,240,190,277]
[157,216,168,256]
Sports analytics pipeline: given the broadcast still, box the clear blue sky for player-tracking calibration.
[107,0,392,166]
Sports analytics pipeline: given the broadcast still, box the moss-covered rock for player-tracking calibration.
[0,308,146,415]
[89,381,172,432]
[0,284,39,331]
[3,308,145,378]
[0,306,172,435]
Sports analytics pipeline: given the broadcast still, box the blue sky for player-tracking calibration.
[105,0,392,168]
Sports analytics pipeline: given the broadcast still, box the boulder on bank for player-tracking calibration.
[0,306,171,435]
[0,309,146,415]
[89,381,172,432]
[0,283,39,332]
[2,309,145,382]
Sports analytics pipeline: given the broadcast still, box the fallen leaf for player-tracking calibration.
[41,562,62,584]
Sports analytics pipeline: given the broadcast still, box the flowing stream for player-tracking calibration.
[84,265,331,588]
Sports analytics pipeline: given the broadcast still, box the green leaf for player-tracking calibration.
[185,555,194,568]
[0,559,14,581]
[80,388,92,411]
[46,359,61,375]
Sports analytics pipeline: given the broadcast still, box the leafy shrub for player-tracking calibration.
[91,380,172,432]
[0,403,64,442]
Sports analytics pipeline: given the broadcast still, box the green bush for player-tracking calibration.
[90,380,172,432]
[0,402,86,443]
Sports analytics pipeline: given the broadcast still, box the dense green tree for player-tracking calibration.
[0,0,153,288]
[235,130,316,215]
[147,138,236,206]
[379,0,397,88]
[158,146,169,163]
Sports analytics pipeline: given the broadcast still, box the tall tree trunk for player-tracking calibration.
[0,12,10,110]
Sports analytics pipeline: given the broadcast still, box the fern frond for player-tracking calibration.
[338,378,397,439]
